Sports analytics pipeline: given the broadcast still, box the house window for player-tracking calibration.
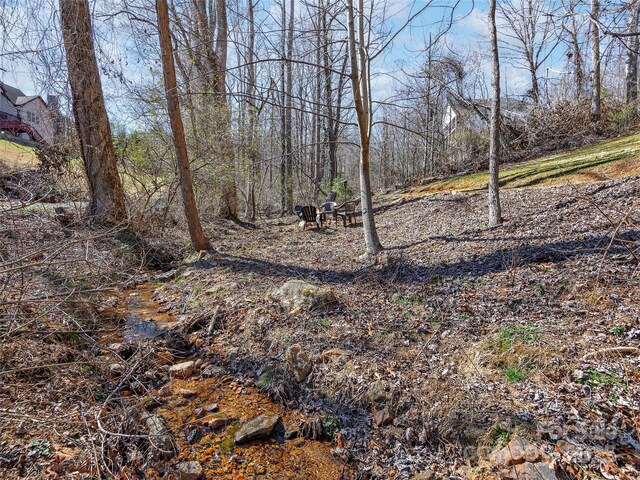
[27,112,40,124]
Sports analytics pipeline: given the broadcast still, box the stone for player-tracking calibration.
[179,388,198,398]
[373,407,394,427]
[108,363,125,376]
[204,403,219,412]
[202,365,225,378]
[158,385,171,397]
[176,460,203,480]
[234,413,281,444]
[169,361,196,379]
[366,381,387,407]
[143,414,175,458]
[185,427,202,445]
[490,436,550,467]
[498,461,558,480]
[203,413,232,429]
[285,344,313,382]
[272,280,337,311]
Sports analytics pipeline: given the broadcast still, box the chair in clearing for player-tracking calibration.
[295,205,322,229]
[334,197,361,227]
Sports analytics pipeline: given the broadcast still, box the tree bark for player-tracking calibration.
[625,1,639,105]
[284,0,294,210]
[212,0,238,219]
[59,0,127,225]
[244,0,258,220]
[156,0,210,251]
[591,0,601,123]
[347,0,383,257]
[569,12,585,99]
[488,0,502,227]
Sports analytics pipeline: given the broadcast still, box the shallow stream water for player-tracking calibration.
[104,283,349,479]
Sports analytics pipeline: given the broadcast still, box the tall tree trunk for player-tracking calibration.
[570,14,585,100]
[591,0,601,123]
[346,0,382,257]
[244,0,258,220]
[156,0,210,251]
[527,52,540,105]
[59,0,127,225]
[212,0,237,219]
[625,1,640,105]
[488,0,502,227]
[284,0,294,210]
[279,0,287,213]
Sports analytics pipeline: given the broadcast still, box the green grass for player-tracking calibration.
[576,368,619,388]
[493,325,539,352]
[0,139,38,171]
[504,366,527,383]
[408,133,640,196]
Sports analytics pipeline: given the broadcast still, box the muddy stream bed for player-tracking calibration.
[99,283,349,479]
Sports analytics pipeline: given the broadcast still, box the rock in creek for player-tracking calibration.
[169,360,196,379]
[234,413,281,444]
[176,460,203,480]
[143,414,176,459]
[202,413,233,429]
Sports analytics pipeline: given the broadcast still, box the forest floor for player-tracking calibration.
[1,143,639,479]
[140,175,640,479]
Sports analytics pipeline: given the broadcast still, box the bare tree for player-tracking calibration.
[59,0,127,225]
[488,0,502,227]
[168,0,236,219]
[591,0,601,122]
[346,0,383,257]
[244,0,260,220]
[625,0,640,105]
[499,0,561,105]
[560,0,586,99]
[156,0,210,251]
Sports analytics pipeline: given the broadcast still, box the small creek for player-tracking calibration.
[102,283,348,479]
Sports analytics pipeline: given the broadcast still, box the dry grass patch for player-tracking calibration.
[0,139,38,172]
[402,133,640,198]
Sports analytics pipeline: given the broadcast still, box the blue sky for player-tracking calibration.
[0,0,572,121]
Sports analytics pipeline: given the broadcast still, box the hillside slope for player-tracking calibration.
[0,138,38,172]
[409,133,640,196]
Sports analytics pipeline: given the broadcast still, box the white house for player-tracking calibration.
[0,81,54,145]
[443,96,530,138]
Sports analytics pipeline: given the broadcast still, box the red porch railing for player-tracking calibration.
[0,112,45,144]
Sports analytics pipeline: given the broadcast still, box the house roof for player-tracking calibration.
[0,81,27,104]
[15,95,40,106]
[0,82,47,108]
[447,96,530,116]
